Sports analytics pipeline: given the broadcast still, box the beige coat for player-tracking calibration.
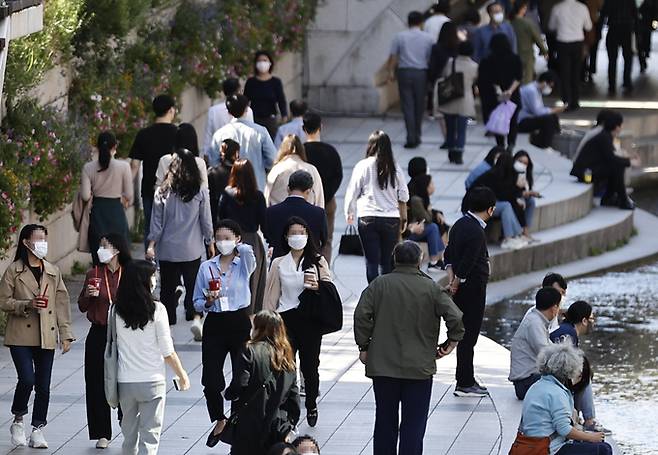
[435,56,479,119]
[263,254,331,312]
[0,260,74,349]
[264,155,325,208]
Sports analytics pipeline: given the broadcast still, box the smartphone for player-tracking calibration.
[173,377,180,391]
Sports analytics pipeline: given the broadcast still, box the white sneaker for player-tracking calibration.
[29,427,48,449]
[501,238,522,250]
[96,437,110,449]
[10,421,26,446]
[190,318,203,342]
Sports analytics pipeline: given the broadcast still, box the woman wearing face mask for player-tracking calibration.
[244,50,288,139]
[81,131,133,265]
[0,224,74,449]
[218,159,268,313]
[192,219,256,448]
[264,217,331,428]
[77,233,132,449]
[513,150,541,241]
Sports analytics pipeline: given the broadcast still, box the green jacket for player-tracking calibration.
[354,265,465,380]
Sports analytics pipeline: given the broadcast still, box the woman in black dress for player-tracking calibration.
[244,50,288,139]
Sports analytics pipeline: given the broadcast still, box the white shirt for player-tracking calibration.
[424,15,450,42]
[154,154,209,188]
[203,102,254,156]
[265,155,325,208]
[467,211,488,229]
[548,0,592,43]
[116,303,174,383]
[276,253,308,313]
[274,117,307,149]
[344,156,409,220]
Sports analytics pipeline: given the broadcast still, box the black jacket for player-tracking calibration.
[570,130,630,181]
[601,0,639,29]
[443,213,489,281]
[265,196,328,259]
[225,342,300,455]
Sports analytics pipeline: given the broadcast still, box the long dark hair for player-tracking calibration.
[490,33,513,57]
[490,153,517,185]
[513,150,534,190]
[438,21,460,53]
[100,232,132,266]
[162,148,201,202]
[366,130,397,190]
[115,260,156,330]
[484,145,506,166]
[227,159,259,204]
[408,174,432,209]
[97,131,116,172]
[14,224,48,264]
[175,123,200,157]
[280,216,322,270]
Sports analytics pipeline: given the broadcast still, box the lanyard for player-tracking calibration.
[104,266,122,305]
[218,261,234,297]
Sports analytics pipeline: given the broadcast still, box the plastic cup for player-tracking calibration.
[35,296,48,309]
[89,277,101,295]
[303,270,316,289]
[208,278,221,292]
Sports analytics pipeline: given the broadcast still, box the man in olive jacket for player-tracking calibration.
[354,241,465,455]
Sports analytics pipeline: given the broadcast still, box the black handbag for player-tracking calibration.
[338,225,363,256]
[298,275,343,335]
[436,58,465,105]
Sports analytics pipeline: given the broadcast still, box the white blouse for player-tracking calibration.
[276,253,307,313]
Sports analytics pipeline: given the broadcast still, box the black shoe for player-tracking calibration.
[600,196,619,207]
[440,142,449,149]
[307,408,318,427]
[404,142,418,149]
[619,198,635,210]
[622,83,633,93]
[206,430,221,448]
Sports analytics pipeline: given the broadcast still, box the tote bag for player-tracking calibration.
[485,101,517,136]
[436,58,465,105]
[298,275,343,335]
[338,225,363,256]
[104,305,120,409]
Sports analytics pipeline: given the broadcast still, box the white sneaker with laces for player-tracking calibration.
[10,421,26,446]
[190,318,203,342]
[29,427,48,449]
[96,437,110,449]
[501,238,523,250]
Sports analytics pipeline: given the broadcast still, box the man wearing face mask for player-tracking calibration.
[444,187,496,397]
[518,71,564,149]
[472,1,518,62]
[192,220,256,448]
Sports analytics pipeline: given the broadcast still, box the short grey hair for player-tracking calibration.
[537,343,584,384]
[393,241,422,266]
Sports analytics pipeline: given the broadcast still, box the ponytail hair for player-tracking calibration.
[97,131,117,172]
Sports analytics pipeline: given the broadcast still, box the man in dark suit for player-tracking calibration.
[571,111,635,210]
[266,170,328,259]
[444,186,496,397]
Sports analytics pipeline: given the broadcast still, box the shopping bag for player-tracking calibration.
[338,225,363,256]
[486,101,517,136]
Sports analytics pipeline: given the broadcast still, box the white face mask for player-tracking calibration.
[216,240,236,256]
[97,247,116,264]
[287,235,308,251]
[541,85,552,96]
[256,61,271,74]
[514,161,527,173]
[31,241,48,259]
[493,12,505,23]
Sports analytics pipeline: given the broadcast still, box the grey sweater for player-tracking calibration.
[509,308,551,381]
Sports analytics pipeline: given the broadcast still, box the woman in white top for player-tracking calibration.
[81,131,133,265]
[344,131,409,283]
[264,216,331,428]
[265,134,324,207]
[114,260,189,455]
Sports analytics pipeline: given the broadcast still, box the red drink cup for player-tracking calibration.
[35,295,48,308]
[209,278,221,292]
[89,277,101,295]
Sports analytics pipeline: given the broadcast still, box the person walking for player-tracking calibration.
[114,260,190,455]
[147,148,214,332]
[518,71,564,149]
[155,123,208,189]
[264,216,332,428]
[244,50,288,139]
[81,131,133,265]
[354,241,465,455]
[265,135,325,207]
[193,220,256,447]
[77,233,131,449]
[224,310,301,455]
[424,0,452,42]
[548,0,593,110]
[345,131,410,283]
[274,100,308,149]
[0,224,74,449]
[386,11,434,148]
[218,160,268,313]
[208,138,240,225]
[444,187,496,397]
[601,0,639,94]
[302,112,343,263]
[129,94,178,252]
[472,1,518,62]
[510,0,548,84]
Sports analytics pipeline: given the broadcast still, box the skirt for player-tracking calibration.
[254,115,279,140]
[89,197,129,264]
[241,232,266,314]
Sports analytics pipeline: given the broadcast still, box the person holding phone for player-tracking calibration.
[264,216,332,428]
[0,224,74,449]
[513,150,541,242]
[192,219,256,447]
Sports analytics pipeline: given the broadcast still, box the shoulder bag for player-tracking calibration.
[436,58,465,105]
[298,268,343,335]
[104,305,120,409]
[508,431,550,455]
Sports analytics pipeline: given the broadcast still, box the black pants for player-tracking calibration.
[606,25,634,89]
[159,258,201,324]
[85,324,112,439]
[513,373,541,400]
[453,278,487,388]
[358,217,399,283]
[518,114,561,149]
[595,165,628,205]
[556,41,584,107]
[202,309,251,422]
[254,115,278,140]
[397,68,427,145]
[281,308,322,411]
[10,346,54,427]
[372,376,432,455]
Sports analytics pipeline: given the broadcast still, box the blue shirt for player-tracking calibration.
[274,117,307,149]
[390,27,434,70]
[465,161,492,190]
[472,22,518,62]
[193,244,256,314]
[521,375,574,455]
[519,82,552,123]
[549,322,579,347]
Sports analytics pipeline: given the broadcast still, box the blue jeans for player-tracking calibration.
[10,346,55,427]
[373,376,433,455]
[524,196,536,229]
[358,217,399,283]
[408,222,445,257]
[493,200,522,238]
[444,114,468,150]
[575,383,595,421]
[142,196,154,252]
[556,441,612,455]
